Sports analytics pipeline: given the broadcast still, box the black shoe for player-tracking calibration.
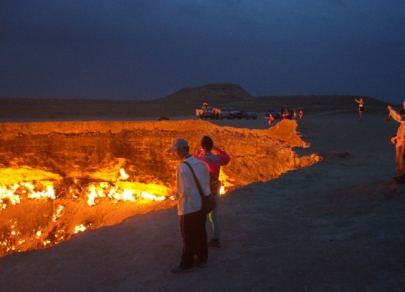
[195,259,207,268]
[171,266,195,274]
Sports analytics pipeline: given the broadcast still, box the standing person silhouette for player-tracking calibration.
[298,109,304,120]
[387,104,405,183]
[195,136,230,248]
[268,114,274,126]
[354,97,364,121]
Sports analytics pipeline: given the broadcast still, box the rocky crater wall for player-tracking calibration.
[0,119,322,257]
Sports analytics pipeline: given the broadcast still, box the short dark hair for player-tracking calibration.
[201,136,213,151]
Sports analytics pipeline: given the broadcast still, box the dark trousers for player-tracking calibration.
[396,146,402,177]
[179,210,208,268]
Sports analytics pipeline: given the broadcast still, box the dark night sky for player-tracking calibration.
[1,0,404,104]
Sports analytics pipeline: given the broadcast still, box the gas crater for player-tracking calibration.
[0,119,322,257]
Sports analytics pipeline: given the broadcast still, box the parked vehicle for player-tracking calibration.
[197,106,215,119]
[265,108,282,119]
[220,107,242,119]
[240,109,257,120]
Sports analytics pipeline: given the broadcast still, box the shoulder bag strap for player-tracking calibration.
[183,160,204,198]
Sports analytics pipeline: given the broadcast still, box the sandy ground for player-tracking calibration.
[1,111,405,292]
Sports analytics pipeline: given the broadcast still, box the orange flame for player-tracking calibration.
[74,224,88,234]
[0,167,173,254]
[218,170,234,195]
[0,167,170,210]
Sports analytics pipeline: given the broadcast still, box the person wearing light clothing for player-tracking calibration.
[388,104,405,183]
[354,97,364,121]
[167,137,211,274]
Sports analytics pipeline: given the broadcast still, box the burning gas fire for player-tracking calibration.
[0,182,56,209]
[0,168,170,209]
[0,167,233,257]
[219,170,233,194]
[74,224,89,234]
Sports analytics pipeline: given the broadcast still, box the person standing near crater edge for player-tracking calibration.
[195,136,230,248]
[167,137,210,274]
[388,104,405,183]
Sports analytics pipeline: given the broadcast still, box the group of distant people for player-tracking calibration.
[200,99,363,126]
[267,109,304,126]
[196,102,222,119]
[167,135,230,274]
[281,109,304,120]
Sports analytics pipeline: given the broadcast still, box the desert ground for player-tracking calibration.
[0,95,405,292]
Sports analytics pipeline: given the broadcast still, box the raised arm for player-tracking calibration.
[388,105,403,123]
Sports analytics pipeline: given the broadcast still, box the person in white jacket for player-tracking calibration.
[167,137,211,273]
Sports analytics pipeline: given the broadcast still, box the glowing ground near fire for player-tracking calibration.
[0,119,322,257]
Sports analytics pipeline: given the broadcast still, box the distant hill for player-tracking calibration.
[159,84,254,103]
[0,84,397,120]
[156,84,391,115]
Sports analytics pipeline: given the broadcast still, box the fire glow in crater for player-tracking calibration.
[0,119,321,257]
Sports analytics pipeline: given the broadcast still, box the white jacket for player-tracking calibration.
[175,156,210,215]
